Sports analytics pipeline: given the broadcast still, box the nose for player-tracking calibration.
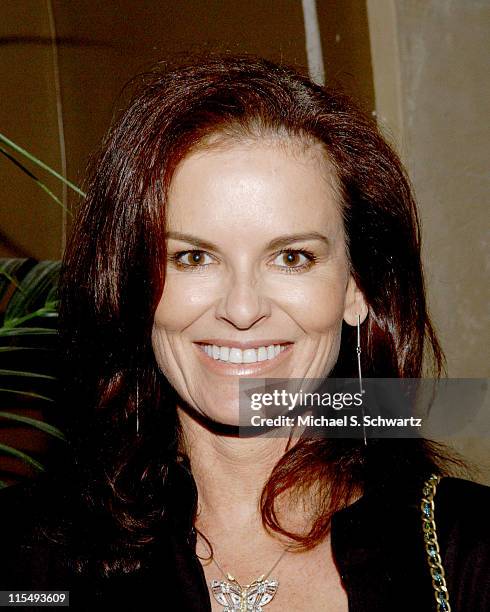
[216,271,271,330]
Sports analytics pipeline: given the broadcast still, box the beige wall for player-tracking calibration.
[368,0,489,378]
[368,0,490,482]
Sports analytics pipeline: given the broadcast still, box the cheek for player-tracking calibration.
[153,275,216,330]
[271,275,347,334]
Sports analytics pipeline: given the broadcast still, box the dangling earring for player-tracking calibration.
[356,314,367,447]
[135,375,140,436]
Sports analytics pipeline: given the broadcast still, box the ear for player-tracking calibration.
[343,275,368,326]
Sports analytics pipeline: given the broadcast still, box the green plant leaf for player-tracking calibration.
[0,132,85,198]
[4,307,58,329]
[0,369,56,380]
[45,282,59,305]
[0,327,57,338]
[0,411,65,440]
[4,261,61,324]
[0,388,54,402]
[0,442,45,471]
[0,347,54,353]
[0,258,29,303]
[0,480,8,489]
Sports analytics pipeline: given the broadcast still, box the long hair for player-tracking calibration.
[55,55,447,576]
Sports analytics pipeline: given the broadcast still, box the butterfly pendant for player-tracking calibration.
[210,576,279,611]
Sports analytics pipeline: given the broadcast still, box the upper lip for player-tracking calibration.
[194,339,294,350]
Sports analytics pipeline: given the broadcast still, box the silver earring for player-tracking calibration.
[356,314,367,447]
[136,377,140,435]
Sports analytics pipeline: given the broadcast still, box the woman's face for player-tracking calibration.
[152,138,366,424]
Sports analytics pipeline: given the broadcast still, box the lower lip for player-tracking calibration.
[193,343,293,376]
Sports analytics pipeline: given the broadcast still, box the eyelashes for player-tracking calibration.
[171,251,214,268]
[272,249,319,273]
[169,248,319,274]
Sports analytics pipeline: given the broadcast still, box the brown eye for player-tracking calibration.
[175,250,214,267]
[272,250,311,269]
[283,252,301,266]
[189,252,203,264]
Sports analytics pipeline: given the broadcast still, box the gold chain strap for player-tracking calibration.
[421,474,451,612]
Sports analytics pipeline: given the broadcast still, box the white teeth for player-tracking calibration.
[229,348,242,363]
[199,343,290,363]
[243,348,257,363]
[257,347,268,362]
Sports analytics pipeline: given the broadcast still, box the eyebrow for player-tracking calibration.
[165,231,330,251]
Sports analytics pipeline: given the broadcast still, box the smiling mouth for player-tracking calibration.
[195,342,292,364]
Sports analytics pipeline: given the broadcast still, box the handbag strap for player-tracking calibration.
[421,474,451,612]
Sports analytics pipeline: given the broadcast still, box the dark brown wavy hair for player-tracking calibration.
[54,55,449,577]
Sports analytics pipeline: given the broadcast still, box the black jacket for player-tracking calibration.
[0,475,489,611]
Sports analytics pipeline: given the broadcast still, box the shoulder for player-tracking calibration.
[438,474,490,500]
[435,476,490,609]
[436,476,490,538]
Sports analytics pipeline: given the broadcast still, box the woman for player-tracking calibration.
[1,56,489,611]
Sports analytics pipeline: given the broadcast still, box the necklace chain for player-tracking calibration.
[421,474,451,612]
[211,544,291,587]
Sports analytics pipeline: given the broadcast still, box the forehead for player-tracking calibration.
[165,139,343,240]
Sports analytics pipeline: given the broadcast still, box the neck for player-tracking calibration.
[177,406,296,536]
